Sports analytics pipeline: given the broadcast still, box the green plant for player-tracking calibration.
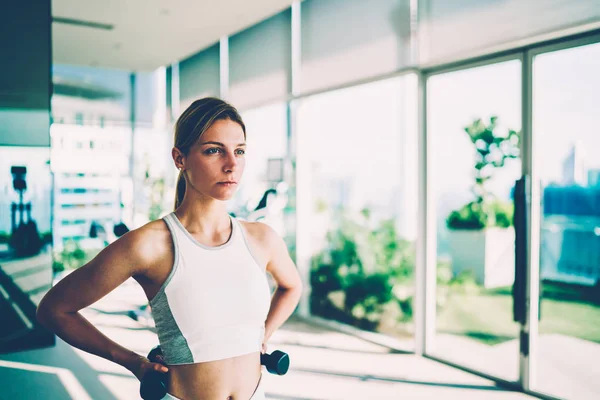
[446,202,488,230]
[310,209,417,331]
[52,259,65,274]
[447,117,520,230]
[310,209,457,332]
[53,240,87,271]
[446,198,514,230]
[490,199,514,228]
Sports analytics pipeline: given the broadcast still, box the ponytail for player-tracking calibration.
[174,170,186,210]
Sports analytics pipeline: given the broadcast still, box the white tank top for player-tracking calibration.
[149,212,271,365]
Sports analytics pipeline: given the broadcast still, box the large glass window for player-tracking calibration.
[131,123,172,225]
[52,65,131,126]
[51,65,132,253]
[296,75,418,346]
[51,65,170,246]
[231,102,288,234]
[532,39,600,400]
[0,146,54,353]
[428,60,522,381]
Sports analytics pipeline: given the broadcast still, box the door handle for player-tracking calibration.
[513,176,529,324]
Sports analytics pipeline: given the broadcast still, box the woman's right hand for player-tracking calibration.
[131,354,169,382]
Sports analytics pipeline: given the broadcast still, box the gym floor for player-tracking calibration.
[0,279,536,400]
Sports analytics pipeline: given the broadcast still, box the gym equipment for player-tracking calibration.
[140,345,289,400]
[139,346,167,400]
[9,166,43,257]
[139,368,167,400]
[260,349,289,376]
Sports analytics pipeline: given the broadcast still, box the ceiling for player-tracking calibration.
[51,0,296,72]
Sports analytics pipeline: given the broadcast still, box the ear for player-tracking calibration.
[172,147,186,171]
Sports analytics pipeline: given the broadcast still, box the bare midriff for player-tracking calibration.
[167,352,262,400]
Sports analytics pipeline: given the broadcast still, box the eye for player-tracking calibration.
[204,147,222,155]
[236,149,246,155]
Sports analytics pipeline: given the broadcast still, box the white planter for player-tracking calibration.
[447,228,515,289]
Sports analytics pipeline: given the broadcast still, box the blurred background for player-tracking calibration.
[1,1,599,399]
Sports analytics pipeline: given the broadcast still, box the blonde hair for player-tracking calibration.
[173,97,246,209]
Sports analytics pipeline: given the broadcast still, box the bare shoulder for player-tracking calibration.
[36,217,174,317]
[118,218,172,275]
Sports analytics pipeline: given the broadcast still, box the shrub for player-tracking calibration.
[446,199,514,230]
[447,116,520,230]
[310,209,415,331]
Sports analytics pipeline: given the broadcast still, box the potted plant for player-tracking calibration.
[446,116,520,288]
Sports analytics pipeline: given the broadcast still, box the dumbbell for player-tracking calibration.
[139,346,167,400]
[260,350,290,375]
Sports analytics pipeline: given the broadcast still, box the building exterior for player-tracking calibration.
[541,185,600,286]
[562,141,588,186]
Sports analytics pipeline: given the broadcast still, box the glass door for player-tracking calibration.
[426,58,523,382]
[530,36,600,400]
[297,75,418,348]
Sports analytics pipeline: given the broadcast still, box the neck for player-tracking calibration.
[175,193,231,235]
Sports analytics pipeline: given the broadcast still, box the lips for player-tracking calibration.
[218,181,237,185]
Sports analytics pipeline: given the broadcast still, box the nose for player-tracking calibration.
[223,150,238,172]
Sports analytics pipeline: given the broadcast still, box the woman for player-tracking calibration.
[37,97,303,400]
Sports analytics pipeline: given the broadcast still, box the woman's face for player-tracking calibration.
[178,118,246,201]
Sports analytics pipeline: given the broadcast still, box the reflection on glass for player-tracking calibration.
[50,64,146,251]
[429,60,521,381]
[297,75,418,346]
[533,41,600,400]
[50,123,130,253]
[0,147,54,353]
[52,65,132,127]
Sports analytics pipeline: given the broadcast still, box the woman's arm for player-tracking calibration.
[261,225,303,344]
[36,225,168,380]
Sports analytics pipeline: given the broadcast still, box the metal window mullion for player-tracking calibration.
[220,37,229,100]
[128,72,136,224]
[171,63,180,120]
[415,71,436,356]
[288,0,301,158]
[521,48,540,392]
[291,1,301,96]
[290,1,311,317]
